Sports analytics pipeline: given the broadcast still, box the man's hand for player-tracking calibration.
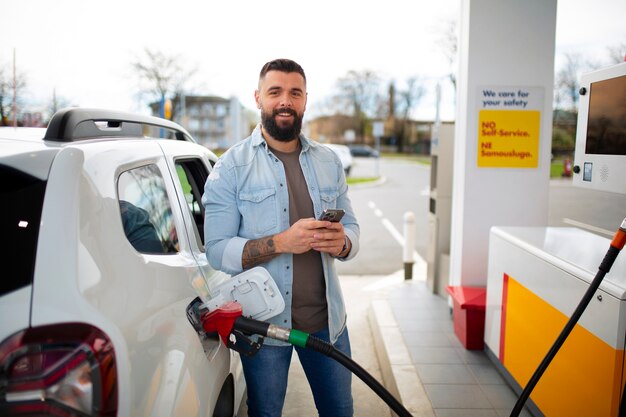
[275,218,338,254]
[309,220,349,257]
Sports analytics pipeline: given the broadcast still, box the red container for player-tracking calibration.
[446,286,486,350]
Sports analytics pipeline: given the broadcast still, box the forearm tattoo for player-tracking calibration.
[242,236,280,270]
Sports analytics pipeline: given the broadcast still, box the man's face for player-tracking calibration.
[255,70,307,142]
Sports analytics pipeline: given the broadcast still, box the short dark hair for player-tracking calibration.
[259,59,306,85]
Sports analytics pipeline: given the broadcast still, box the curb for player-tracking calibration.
[368,299,435,417]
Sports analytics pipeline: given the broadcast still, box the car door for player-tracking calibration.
[159,140,245,411]
[113,141,238,416]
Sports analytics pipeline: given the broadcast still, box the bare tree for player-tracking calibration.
[333,70,382,141]
[47,88,70,119]
[395,76,426,152]
[555,52,586,113]
[397,77,426,121]
[131,48,197,117]
[0,62,27,126]
[0,66,9,125]
[309,95,345,118]
[606,42,626,64]
[436,18,458,92]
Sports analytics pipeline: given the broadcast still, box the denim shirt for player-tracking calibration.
[202,125,360,345]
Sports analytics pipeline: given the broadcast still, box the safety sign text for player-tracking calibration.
[476,86,543,168]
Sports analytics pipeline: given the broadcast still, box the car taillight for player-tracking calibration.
[0,323,117,416]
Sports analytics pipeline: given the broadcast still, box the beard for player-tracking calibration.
[261,107,303,142]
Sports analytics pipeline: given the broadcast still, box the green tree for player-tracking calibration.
[551,126,575,156]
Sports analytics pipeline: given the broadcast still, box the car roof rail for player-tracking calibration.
[44,107,196,143]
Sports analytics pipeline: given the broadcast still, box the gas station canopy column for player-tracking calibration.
[449,0,557,289]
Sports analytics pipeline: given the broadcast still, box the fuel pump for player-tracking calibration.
[510,218,626,416]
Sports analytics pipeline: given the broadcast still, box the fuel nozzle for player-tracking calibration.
[200,301,265,357]
[201,301,243,343]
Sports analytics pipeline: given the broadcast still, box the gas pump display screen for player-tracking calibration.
[585,74,626,155]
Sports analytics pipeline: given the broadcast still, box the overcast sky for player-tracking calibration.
[2,0,625,122]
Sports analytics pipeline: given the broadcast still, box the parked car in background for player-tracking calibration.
[0,108,244,417]
[324,143,353,176]
[348,144,380,158]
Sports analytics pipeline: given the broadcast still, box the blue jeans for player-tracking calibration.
[239,327,353,417]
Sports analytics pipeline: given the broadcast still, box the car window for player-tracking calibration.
[117,164,179,254]
[0,165,46,295]
[175,158,209,249]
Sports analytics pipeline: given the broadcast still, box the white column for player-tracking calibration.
[449,0,557,287]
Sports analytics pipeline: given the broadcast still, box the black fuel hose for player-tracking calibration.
[510,218,626,417]
[234,316,412,417]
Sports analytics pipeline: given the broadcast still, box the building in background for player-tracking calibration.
[306,114,438,154]
[150,95,256,149]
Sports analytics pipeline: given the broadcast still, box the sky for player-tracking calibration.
[2,0,625,122]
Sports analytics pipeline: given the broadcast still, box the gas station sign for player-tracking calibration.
[476,86,543,168]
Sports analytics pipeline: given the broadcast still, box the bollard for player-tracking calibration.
[403,211,416,279]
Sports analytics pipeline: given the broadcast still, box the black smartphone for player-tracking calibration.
[319,208,345,222]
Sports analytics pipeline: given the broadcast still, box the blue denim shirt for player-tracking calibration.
[202,125,360,345]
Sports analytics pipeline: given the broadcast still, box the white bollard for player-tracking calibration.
[403,211,416,280]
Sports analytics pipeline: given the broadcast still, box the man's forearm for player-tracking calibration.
[242,235,280,270]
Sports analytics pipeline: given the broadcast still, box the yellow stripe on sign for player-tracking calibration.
[503,276,624,416]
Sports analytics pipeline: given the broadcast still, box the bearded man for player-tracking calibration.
[203,58,360,417]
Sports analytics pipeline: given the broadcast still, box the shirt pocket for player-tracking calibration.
[319,187,340,211]
[238,187,278,236]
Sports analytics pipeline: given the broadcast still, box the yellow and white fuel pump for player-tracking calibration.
[484,61,626,417]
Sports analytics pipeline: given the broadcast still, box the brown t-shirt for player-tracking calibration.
[270,145,328,333]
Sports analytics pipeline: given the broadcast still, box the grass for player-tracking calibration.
[549,157,575,178]
[551,159,566,178]
[380,153,431,165]
[347,176,380,185]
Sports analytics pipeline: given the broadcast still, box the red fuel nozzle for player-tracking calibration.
[201,301,243,346]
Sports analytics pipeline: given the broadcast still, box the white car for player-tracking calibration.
[0,109,244,417]
[324,143,353,177]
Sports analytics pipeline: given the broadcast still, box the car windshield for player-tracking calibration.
[0,165,47,296]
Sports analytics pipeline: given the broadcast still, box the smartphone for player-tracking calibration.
[319,208,345,222]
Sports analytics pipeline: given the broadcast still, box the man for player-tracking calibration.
[203,58,359,417]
